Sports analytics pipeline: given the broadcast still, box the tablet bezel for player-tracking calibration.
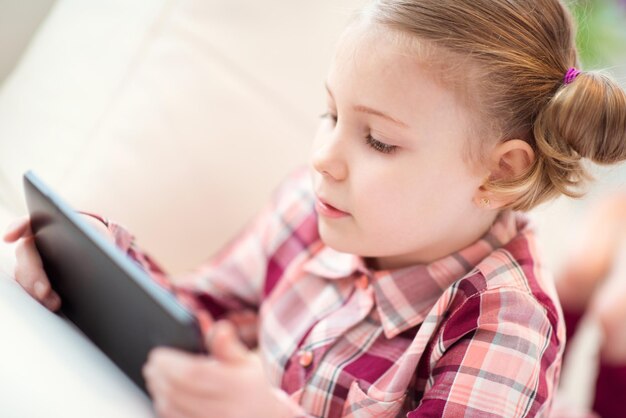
[23,170,205,394]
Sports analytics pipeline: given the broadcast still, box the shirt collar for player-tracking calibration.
[302,210,523,338]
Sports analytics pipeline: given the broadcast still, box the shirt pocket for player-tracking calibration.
[342,380,407,418]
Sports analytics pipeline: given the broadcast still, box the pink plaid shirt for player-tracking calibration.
[108,167,565,417]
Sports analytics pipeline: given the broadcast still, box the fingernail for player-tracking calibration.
[34,282,46,299]
[48,293,61,310]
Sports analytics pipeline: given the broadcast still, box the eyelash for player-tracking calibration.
[319,112,398,155]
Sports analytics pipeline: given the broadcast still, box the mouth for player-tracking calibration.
[315,196,350,218]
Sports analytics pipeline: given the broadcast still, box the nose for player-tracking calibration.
[311,134,348,182]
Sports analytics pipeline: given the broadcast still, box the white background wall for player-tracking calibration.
[0,0,57,85]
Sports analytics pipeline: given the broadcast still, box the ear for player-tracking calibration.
[474,139,535,209]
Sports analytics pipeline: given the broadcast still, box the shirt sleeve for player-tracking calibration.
[409,288,562,417]
[87,166,316,346]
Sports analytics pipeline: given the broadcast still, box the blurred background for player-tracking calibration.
[2,0,624,86]
[0,0,625,414]
[0,0,56,86]
[572,0,626,70]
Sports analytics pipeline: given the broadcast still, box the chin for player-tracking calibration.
[318,221,358,254]
[318,223,381,258]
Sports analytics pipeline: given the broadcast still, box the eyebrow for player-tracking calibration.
[325,83,409,128]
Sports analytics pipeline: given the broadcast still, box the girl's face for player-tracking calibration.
[310,22,495,270]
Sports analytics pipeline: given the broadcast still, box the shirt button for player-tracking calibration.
[298,350,314,368]
[355,275,369,289]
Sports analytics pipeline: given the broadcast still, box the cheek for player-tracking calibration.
[351,169,423,226]
[354,163,476,224]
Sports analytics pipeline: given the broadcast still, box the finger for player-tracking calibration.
[150,375,231,418]
[147,347,197,373]
[42,290,62,311]
[144,348,228,397]
[145,358,216,418]
[153,395,187,418]
[154,397,228,418]
[14,237,49,299]
[165,395,233,418]
[147,378,179,418]
[151,380,214,418]
[144,366,175,417]
[206,321,248,363]
[3,216,32,243]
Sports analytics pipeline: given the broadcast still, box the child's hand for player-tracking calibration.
[143,320,289,418]
[3,216,61,311]
[3,214,114,311]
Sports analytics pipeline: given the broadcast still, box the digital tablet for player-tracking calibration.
[23,171,205,394]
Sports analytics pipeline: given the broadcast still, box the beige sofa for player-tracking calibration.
[0,0,365,274]
[1,0,624,412]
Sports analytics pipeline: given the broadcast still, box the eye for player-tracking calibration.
[320,112,398,155]
[366,135,398,154]
[320,112,337,124]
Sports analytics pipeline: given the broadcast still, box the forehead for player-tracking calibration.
[328,22,472,137]
[328,23,455,109]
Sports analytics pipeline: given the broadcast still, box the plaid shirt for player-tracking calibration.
[108,167,564,417]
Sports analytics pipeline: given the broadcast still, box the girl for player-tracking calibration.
[5,0,626,416]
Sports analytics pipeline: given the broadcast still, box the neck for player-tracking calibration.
[370,210,501,271]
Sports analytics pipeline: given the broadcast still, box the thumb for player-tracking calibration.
[206,320,248,363]
[3,216,32,243]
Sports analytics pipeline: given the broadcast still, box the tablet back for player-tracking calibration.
[23,171,204,393]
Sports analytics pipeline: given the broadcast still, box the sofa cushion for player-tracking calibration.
[0,0,363,273]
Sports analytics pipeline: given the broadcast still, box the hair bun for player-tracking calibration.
[535,72,626,165]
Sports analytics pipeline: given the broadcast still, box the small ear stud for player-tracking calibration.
[480,197,491,208]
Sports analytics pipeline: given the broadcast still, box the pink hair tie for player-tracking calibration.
[563,67,581,85]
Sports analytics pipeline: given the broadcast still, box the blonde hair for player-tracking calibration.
[365,0,626,211]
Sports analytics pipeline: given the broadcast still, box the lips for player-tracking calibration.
[315,196,350,218]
